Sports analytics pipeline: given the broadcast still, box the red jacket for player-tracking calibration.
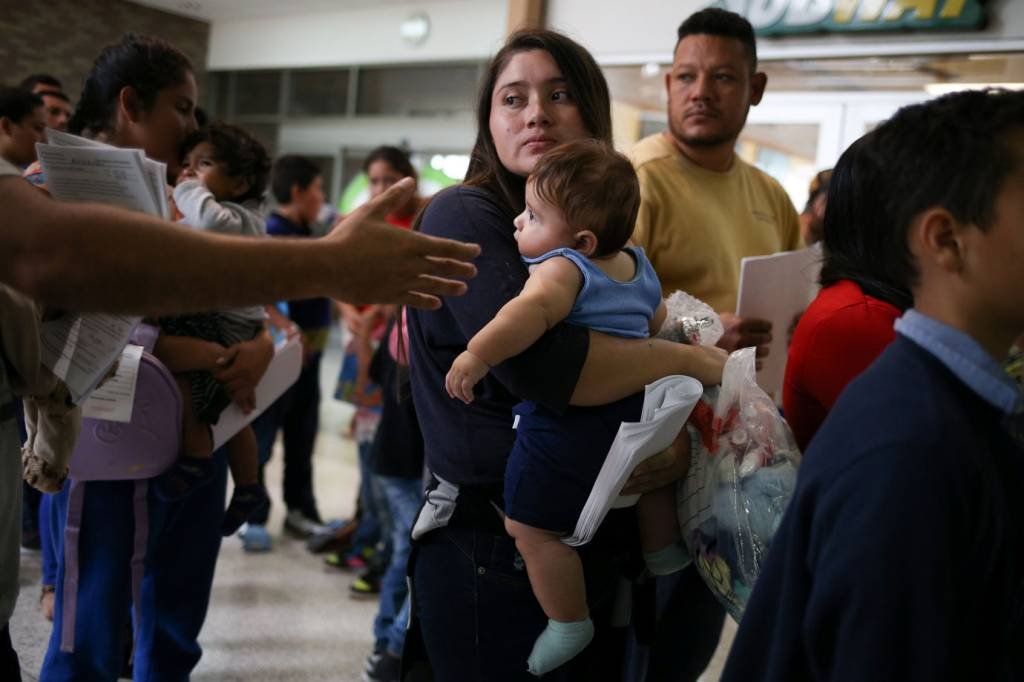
[783,279,901,450]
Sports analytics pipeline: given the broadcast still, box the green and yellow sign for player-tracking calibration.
[713,0,986,36]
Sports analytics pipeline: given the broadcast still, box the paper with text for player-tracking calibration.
[35,143,160,214]
[45,128,110,148]
[81,345,144,423]
[33,132,171,403]
[39,315,138,404]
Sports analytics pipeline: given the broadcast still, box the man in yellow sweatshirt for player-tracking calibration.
[630,7,801,355]
[628,8,802,681]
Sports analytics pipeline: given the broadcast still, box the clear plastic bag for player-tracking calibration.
[677,347,801,620]
[656,291,724,347]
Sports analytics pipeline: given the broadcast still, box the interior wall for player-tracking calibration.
[1,0,209,100]
[207,0,508,70]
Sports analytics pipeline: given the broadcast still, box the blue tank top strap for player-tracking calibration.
[521,246,662,339]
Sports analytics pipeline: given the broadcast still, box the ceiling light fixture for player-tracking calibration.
[400,12,430,47]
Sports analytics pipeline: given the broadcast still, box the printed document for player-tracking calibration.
[34,131,171,402]
[81,344,144,423]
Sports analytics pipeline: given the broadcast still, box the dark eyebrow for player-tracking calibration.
[495,77,568,91]
[673,61,740,72]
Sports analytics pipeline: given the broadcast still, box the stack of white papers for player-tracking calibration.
[39,129,169,217]
[35,130,169,403]
[563,375,704,547]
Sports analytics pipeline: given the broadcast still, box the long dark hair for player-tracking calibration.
[464,29,612,214]
[819,133,913,312]
[363,145,416,180]
[69,33,193,136]
[820,89,1024,312]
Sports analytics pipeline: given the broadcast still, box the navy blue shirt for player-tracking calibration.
[408,186,589,486]
[265,213,331,340]
[723,333,1024,681]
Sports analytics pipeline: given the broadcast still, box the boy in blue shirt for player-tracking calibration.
[724,90,1024,681]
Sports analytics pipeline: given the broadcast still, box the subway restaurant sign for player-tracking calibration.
[713,0,986,35]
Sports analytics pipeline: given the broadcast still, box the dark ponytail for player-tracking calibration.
[69,33,193,136]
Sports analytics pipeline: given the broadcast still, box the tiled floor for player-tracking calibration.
[9,341,735,681]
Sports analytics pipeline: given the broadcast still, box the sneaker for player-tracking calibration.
[239,524,272,553]
[306,517,358,554]
[349,566,382,600]
[283,510,327,539]
[363,650,382,674]
[362,650,401,682]
[325,546,375,571]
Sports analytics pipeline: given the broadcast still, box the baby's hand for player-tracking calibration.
[445,351,489,404]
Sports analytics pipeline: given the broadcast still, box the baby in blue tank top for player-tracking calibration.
[446,141,691,676]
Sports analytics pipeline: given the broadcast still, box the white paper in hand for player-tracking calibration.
[211,337,303,450]
[563,375,704,547]
[735,244,822,398]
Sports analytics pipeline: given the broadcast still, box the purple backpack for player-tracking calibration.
[60,351,180,653]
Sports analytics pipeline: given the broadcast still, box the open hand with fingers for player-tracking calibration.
[213,330,274,414]
[717,312,772,368]
[325,177,481,309]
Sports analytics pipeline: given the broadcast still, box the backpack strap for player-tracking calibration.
[59,478,151,654]
[129,479,148,651]
[59,479,85,652]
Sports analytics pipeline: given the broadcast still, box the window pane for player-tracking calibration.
[203,72,230,120]
[357,64,478,116]
[233,122,279,158]
[289,70,350,116]
[234,71,282,117]
[738,123,820,210]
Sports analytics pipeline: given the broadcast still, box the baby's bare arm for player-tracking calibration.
[649,299,668,337]
[467,257,581,367]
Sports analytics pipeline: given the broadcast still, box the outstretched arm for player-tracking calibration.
[447,257,580,403]
[1,177,479,314]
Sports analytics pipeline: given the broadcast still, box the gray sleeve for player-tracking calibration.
[173,180,252,236]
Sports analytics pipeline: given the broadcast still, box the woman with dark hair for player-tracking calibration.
[783,133,910,451]
[406,29,726,680]
[335,145,425,584]
[799,169,832,246]
[363,145,425,229]
[33,34,273,681]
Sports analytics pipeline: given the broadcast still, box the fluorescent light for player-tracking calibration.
[925,82,1024,95]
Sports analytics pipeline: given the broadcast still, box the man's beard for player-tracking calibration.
[667,113,742,149]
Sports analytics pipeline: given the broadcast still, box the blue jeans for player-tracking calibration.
[373,476,423,654]
[351,440,390,556]
[40,451,228,681]
[627,568,726,682]
[411,524,629,681]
